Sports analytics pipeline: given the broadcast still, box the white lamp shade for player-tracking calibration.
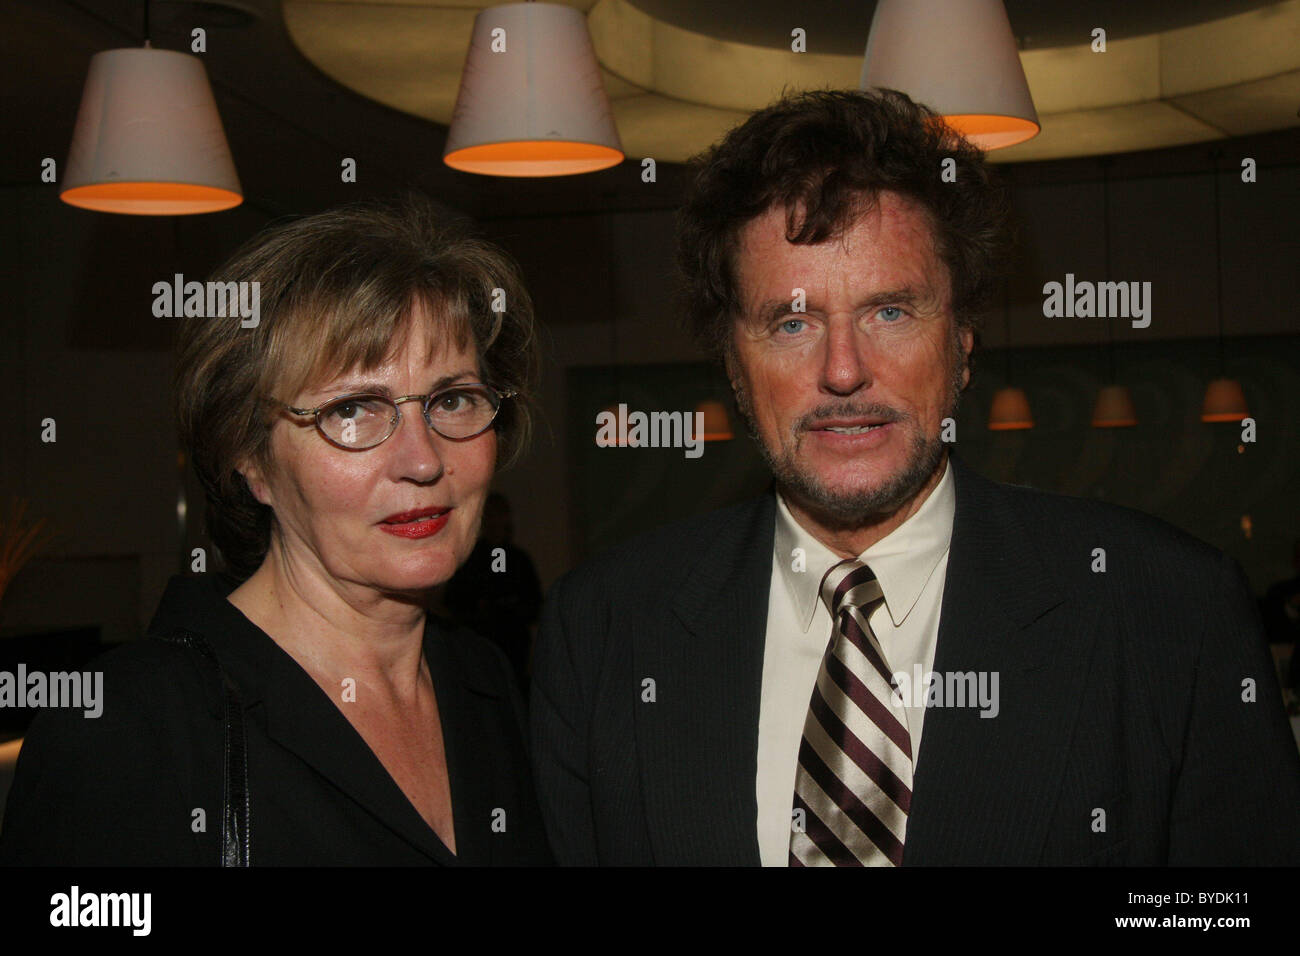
[61,48,242,215]
[444,3,624,177]
[860,0,1039,150]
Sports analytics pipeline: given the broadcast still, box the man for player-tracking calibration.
[531,90,1300,865]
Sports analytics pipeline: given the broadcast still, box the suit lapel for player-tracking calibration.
[626,453,1100,865]
[634,496,776,865]
[903,452,1102,864]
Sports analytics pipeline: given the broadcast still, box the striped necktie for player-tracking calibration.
[789,558,914,866]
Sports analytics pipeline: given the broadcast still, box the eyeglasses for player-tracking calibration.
[278,383,515,451]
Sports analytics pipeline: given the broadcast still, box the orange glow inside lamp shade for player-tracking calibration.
[1201,378,1250,422]
[597,405,627,446]
[1091,413,1139,428]
[695,400,734,441]
[1090,384,1138,428]
[987,386,1033,431]
[443,140,623,177]
[942,114,1041,151]
[60,182,242,215]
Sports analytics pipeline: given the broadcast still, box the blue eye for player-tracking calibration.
[779,318,806,334]
[878,306,905,322]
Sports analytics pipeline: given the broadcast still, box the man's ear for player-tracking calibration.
[958,325,975,390]
[722,336,743,393]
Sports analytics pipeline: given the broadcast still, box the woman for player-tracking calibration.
[0,195,552,865]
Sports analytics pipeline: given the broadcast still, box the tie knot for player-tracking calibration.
[819,558,883,618]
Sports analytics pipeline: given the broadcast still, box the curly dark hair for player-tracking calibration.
[676,88,1010,363]
[173,193,539,583]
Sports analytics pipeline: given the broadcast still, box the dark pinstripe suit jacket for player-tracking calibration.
[530,451,1300,865]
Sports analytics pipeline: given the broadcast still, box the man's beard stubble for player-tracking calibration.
[732,335,968,531]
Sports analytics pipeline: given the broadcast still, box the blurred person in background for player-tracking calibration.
[445,493,542,695]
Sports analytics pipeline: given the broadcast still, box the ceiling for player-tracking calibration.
[285,0,1300,163]
[625,0,1284,54]
[6,0,1299,225]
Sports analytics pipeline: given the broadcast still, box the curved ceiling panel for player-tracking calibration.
[284,0,1300,164]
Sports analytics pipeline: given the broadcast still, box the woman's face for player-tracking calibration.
[241,314,496,597]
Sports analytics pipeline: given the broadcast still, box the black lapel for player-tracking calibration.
[421,620,509,866]
[903,452,1102,865]
[155,579,457,865]
[634,495,775,865]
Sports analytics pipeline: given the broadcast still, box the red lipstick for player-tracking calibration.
[379,507,452,539]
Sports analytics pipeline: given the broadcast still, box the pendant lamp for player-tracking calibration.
[1200,152,1250,422]
[444,2,623,177]
[1092,384,1139,428]
[695,400,733,441]
[988,387,1034,431]
[1202,378,1250,423]
[61,46,242,215]
[596,403,632,446]
[1091,158,1137,427]
[988,279,1034,430]
[860,0,1039,150]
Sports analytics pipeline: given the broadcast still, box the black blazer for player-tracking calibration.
[0,574,553,866]
[530,451,1300,865]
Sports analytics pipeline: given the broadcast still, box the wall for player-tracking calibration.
[483,160,1300,594]
[1,144,1297,641]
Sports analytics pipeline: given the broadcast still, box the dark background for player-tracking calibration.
[1,0,1297,648]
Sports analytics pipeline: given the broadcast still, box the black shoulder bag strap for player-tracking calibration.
[156,627,252,867]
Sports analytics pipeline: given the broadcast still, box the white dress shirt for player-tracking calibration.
[756,455,956,866]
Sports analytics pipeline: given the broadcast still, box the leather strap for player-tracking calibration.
[157,627,251,867]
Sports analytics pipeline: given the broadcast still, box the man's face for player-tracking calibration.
[729,191,972,527]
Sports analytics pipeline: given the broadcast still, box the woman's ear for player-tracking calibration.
[237,457,273,507]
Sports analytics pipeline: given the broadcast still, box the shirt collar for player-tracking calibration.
[774,454,956,632]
